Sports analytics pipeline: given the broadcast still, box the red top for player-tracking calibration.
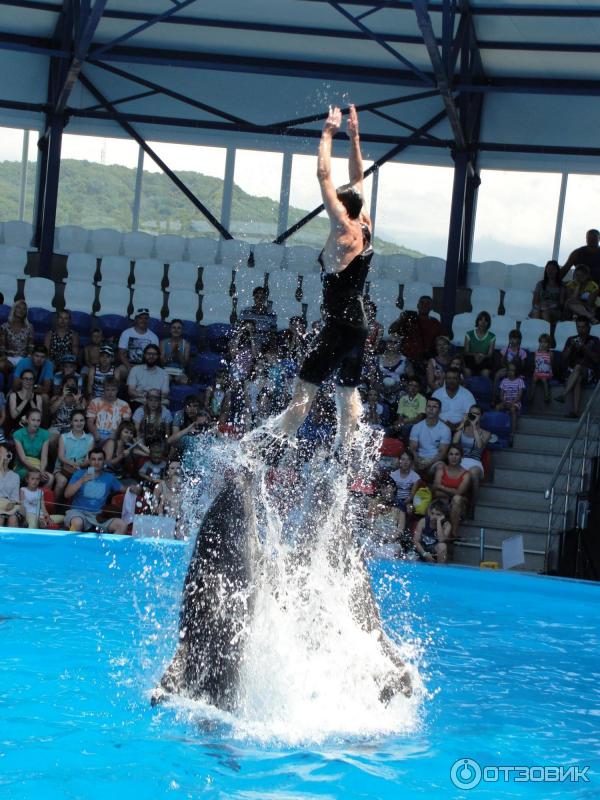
[440,465,467,491]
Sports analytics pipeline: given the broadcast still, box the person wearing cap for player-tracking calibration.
[127,344,170,407]
[52,353,83,395]
[117,308,159,371]
[87,345,127,399]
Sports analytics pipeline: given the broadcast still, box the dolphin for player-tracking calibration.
[152,471,259,710]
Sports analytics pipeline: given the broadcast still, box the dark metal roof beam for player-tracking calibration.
[78,70,233,240]
[6,0,600,21]
[53,0,107,116]
[80,88,158,113]
[91,0,200,59]
[413,0,466,150]
[325,0,433,85]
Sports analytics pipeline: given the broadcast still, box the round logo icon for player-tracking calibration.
[450,758,482,790]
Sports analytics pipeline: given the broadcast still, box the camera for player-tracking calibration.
[468,412,476,421]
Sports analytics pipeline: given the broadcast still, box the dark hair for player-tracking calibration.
[475,311,491,330]
[89,447,105,459]
[70,408,86,422]
[508,329,522,341]
[427,396,442,410]
[184,394,201,405]
[336,186,363,219]
[444,367,460,379]
[400,449,414,462]
[26,407,42,419]
[447,443,464,458]
[103,377,118,388]
[143,344,160,356]
[170,318,183,326]
[542,260,562,290]
[428,499,449,519]
[575,316,591,326]
[32,344,47,356]
[116,420,136,440]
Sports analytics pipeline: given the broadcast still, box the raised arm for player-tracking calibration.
[347,104,363,193]
[317,106,345,224]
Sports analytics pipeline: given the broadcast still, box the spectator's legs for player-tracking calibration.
[434,542,448,563]
[468,466,482,516]
[7,513,19,527]
[493,367,507,401]
[106,518,128,535]
[449,495,466,538]
[334,385,362,455]
[557,365,583,416]
[68,515,85,531]
[54,471,68,502]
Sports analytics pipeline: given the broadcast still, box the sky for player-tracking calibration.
[2,126,599,265]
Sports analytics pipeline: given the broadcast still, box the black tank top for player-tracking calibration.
[319,224,373,329]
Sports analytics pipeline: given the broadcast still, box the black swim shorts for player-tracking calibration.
[299,319,367,388]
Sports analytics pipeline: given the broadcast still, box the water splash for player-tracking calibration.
[140,427,426,744]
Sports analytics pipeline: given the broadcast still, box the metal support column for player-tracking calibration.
[220,147,235,234]
[458,168,481,286]
[277,151,292,238]
[18,130,29,222]
[442,150,469,331]
[131,145,144,231]
[552,172,568,262]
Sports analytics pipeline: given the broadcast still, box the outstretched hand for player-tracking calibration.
[347,103,359,137]
[323,105,342,133]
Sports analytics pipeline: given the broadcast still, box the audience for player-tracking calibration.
[2,239,598,549]
[127,344,170,407]
[559,228,600,284]
[463,311,495,377]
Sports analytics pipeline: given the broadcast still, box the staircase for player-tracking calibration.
[453,390,592,572]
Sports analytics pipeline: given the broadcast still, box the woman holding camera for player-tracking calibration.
[452,404,491,516]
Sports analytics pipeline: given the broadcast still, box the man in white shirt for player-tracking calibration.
[409,397,451,472]
[118,308,159,370]
[432,368,476,432]
[127,344,170,406]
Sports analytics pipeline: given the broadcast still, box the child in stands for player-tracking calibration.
[413,499,451,563]
[496,361,526,445]
[20,469,63,529]
[494,329,527,398]
[389,450,422,513]
[529,333,554,405]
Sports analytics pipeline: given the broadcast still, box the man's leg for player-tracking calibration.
[334,385,362,455]
[106,518,128,535]
[271,378,319,439]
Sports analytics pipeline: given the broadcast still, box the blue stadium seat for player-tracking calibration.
[69,310,93,337]
[191,352,226,383]
[203,322,232,354]
[99,314,128,341]
[466,375,494,411]
[481,410,511,449]
[169,383,206,413]
[0,304,10,325]
[28,307,53,334]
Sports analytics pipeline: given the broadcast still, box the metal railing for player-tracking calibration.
[544,380,600,574]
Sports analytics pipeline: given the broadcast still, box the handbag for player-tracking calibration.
[412,486,433,516]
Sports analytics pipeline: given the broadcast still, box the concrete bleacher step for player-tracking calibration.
[492,449,582,473]
[492,466,553,492]
[459,519,548,550]
[477,485,561,512]
[511,431,573,455]
[516,415,580,437]
[528,385,594,417]
[471,501,557,530]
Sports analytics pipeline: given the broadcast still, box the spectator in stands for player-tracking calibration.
[413,499,450,563]
[559,229,600,284]
[13,408,53,487]
[286,316,308,367]
[138,441,168,487]
[449,354,466,384]
[63,447,140,533]
[118,308,159,370]
[132,389,172,445]
[389,296,445,360]
[153,460,184,539]
[160,319,190,384]
[83,327,104,373]
[378,334,411,405]
[496,361,526,443]
[365,479,408,558]
[453,404,491,516]
[529,333,554,405]
[168,395,211,456]
[52,354,83,395]
[362,387,384,429]
[389,376,426,441]
[87,345,125,399]
[409,396,451,473]
[463,311,496,377]
[426,335,452,392]
[239,286,277,351]
[13,344,54,406]
[104,420,148,483]
[44,309,79,365]
[390,450,422,512]
[229,320,258,385]
[530,260,565,324]
[0,300,34,377]
[0,391,5,442]
[86,377,132,445]
[564,263,599,324]
[7,369,43,432]
[54,409,94,503]
[127,344,170,407]
[433,444,470,538]
[556,317,600,417]
[0,444,22,527]
[205,368,229,420]
[20,469,63,529]
[48,376,86,452]
[493,329,527,399]
[432,367,476,432]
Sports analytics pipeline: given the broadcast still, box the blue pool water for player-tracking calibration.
[1,530,598,799]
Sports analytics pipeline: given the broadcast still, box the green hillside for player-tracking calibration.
[0,158,422,257]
